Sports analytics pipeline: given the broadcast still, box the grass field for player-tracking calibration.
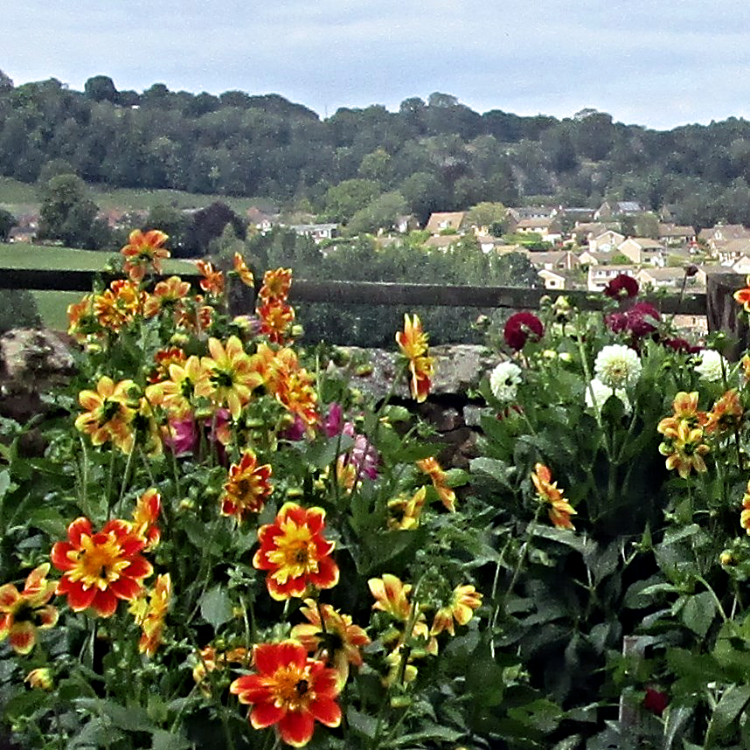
[0,176,276,216]
[0,242,196,330]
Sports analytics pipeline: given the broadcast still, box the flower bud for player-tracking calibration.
[25,668,53,691]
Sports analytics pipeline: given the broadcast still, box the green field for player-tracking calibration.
[0,176,276,216]
[0,243,196,331]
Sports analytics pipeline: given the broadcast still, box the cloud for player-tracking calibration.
[5,0,750,129]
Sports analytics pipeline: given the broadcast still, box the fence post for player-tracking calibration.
[706,272,749,360]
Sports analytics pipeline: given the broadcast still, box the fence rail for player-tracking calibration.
[1,267,710,315]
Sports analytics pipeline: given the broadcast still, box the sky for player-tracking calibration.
[6,0,750,131]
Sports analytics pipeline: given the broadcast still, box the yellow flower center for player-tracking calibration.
[268,664,313,710]
[67,534,130,591]
[267,520,318,585]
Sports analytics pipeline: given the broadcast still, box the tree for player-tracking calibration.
[0,209,16,241]
[144,206,189,252]
[400,172,448,225]
[84,75,118,103]
[347,191,408,235]
[0,69,13,93]
[466,202,508,233]
[37,174,99,248]
[181,201,246,257]
[322,179,381,223]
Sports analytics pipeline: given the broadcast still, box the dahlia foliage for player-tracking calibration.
[0,231,489,749]
[472,273,750,746]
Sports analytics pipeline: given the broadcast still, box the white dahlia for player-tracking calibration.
[585,378,631,415]
[594,344,642,388]
[489,361,522,403]
[694,349,727,382]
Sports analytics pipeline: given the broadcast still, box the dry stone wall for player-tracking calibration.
[0,330,502,466]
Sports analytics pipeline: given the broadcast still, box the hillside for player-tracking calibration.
[2,74,750,229]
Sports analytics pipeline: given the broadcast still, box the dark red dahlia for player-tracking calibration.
[643,686,669,716]
[603,273,639,299]
[504,312,544,351]
[663,337,699,354]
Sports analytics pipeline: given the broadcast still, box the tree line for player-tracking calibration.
[5,73,750,228]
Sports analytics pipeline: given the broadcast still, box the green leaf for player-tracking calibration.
[151,729,192,750]
[663,703,693,750]
[704,684,750,748]
[382,405,411,422]
[470,456,515,490]
[531,525,591,555]
[392,725,465,746]
[303,434,354,470]
[0,469,11,501]
[75,698,155,732]
[346,707,378,740]
[681,591,716,638]
[28,507,68,538]
[200,585,234,630]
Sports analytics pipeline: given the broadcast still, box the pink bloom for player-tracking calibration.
[165,417,199,455]
[324,403,344,437]
[281,415,307,441]
[342,423,379,480]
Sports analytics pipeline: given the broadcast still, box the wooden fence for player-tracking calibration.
[2,266,747,350]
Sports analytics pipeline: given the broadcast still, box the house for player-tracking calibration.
[513,216,563,243]
[594,201,644,221]
[577,250,599,266]
[732,255,750,274]
[425,211,466,234]
[523,250,579,271]
[617,237,666,266]
[658,223,696,246]
[289,223,338,242]
[635,267,701,292]
[693,264,739,287]
[538,268,582,291]
[247,207,277,233]
[560,207,596,225]
[698,224,750,251]
[8,226,35,243]
[588,230,625,253]
[587,264,637,292]
[712,238,750,264]
[424,235,461,251]
[395,215,419,234]
[475,234,505,254]
[507,206,558,223]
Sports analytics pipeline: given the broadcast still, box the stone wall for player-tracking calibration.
[0,330,501,466]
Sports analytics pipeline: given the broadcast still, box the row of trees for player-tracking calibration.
[5,73,750,228]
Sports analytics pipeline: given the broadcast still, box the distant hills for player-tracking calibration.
[2,72,750,228]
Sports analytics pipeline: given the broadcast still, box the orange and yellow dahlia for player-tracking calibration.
[221,449,273,522]
[430,584,482,636]
[0,564,58,654]
[196,336,263,420]
[196,259,225,296]
[734,275,750,312]
[531,463,577,530]
[230,640,341,748]
[121,229,170,282]
[51,517,153,618]
[130,573,171,657]
[396,314,433,402]
[74,376,137,453]
[253,503,339,600]
[290,599,370,688]
[417,456,456,511]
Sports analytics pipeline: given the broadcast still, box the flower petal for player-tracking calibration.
[278,710,315,748]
